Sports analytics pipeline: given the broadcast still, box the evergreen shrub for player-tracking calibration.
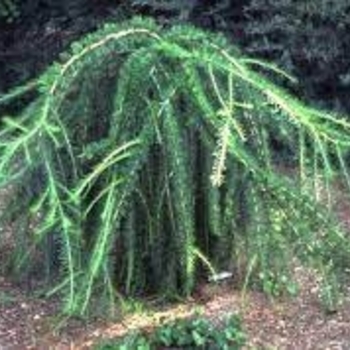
[1,17,350,315]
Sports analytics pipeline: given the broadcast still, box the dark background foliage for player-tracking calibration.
[1,0,350,113]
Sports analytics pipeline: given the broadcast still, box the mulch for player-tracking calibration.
[1,271,350,349]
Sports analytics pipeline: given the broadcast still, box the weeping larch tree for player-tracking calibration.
[1,17,350,315]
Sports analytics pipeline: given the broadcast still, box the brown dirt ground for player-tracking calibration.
[1,271,350,350]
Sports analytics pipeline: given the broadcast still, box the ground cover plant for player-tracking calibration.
[96,313,246,350]
[1,16,350,317]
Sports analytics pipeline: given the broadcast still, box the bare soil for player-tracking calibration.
[1,266,350,349]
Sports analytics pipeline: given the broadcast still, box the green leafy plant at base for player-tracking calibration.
[1,17,350,316]
[96,313,246,350]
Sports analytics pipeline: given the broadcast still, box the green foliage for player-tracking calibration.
[0,0,19,23]
[1,17,350,316]
[0,290,17,306]
[122,0,350,114]
[243,0,350,111]
[96,313,246,350]
[129,0,198,21]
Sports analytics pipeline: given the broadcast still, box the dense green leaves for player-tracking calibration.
[1,17,350,315]
[97,313,246,350]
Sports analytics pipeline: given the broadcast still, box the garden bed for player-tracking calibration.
[2,265,350,349]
